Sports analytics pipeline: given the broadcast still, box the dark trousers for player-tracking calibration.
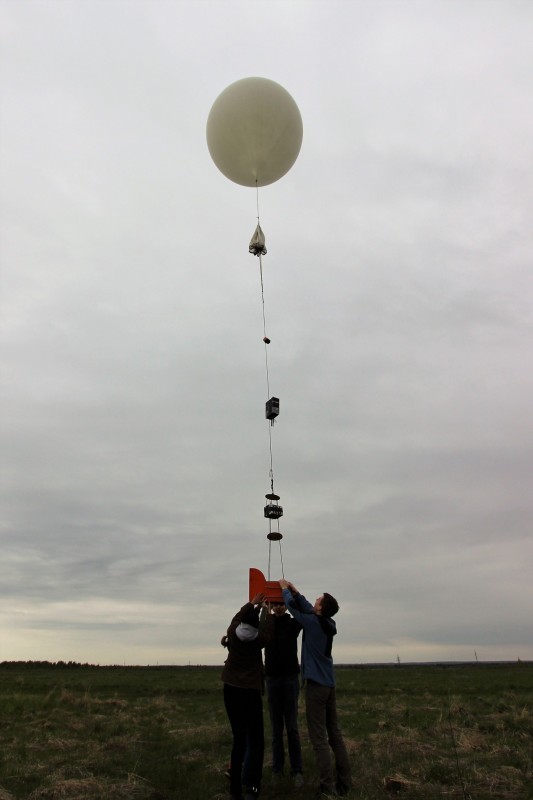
[305,680,351,793]
[223,683,264,795]
[266,674,302,774]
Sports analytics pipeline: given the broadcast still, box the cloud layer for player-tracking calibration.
[1,0,532,665]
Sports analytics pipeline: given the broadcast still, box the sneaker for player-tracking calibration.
[244,788,259,800]
[293,772,304,788]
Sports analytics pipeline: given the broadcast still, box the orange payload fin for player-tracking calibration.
[249,567,283,604]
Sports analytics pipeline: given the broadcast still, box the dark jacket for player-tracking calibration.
[265,613,302,677]
[221,602,274,692]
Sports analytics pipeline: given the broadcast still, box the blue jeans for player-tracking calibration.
[266,674,302,774]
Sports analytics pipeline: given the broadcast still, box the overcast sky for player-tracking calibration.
[1,0,532,666]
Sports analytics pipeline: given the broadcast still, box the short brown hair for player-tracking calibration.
[321,592,339,618]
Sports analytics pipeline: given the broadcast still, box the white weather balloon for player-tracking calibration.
[206,77,303,188]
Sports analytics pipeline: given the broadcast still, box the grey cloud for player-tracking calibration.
[1,0,532,664]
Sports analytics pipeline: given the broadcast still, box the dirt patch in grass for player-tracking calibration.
[383,774,418,793]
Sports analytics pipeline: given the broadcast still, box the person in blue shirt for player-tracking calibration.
[279,579,352,798]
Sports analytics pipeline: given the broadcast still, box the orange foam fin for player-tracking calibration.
[249,567,283,604]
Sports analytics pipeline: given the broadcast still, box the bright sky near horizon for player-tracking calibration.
[1,0,532,666]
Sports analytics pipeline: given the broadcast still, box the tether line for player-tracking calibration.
[255,182,284,582]
[278,539,285,579]
[259,254,271,400]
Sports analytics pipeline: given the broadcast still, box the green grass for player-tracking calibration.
[0,662,532,799]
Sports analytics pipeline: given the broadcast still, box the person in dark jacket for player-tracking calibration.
[279,580,352,798]
[221,593,273,800]
[264,603,303,786]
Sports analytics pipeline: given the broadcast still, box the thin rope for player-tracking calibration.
[268,433,274,491]
[259,254,271,400]
[255,182,284,580]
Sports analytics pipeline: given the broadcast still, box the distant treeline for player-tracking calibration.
[0,661,210,669]
[1,660,96,669]
[1,660,530,670]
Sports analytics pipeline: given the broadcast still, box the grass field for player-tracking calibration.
[0,662,531,799]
